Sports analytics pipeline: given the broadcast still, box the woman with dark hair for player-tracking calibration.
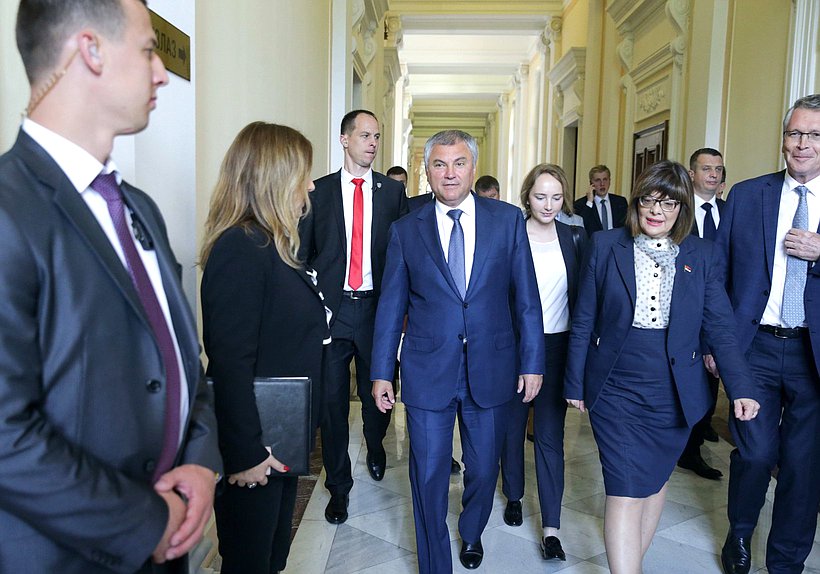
[200,122,329,574]
[500,163,586,562]
[564,160,759,573]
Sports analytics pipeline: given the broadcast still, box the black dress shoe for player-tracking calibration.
[503,499,523,526]
[721,533,751,574]
[677,453,723,480]
[324,493,348,524]
[366,449,386,481]
[450,457,461,474]
[704,425,720,442]
[459,540,483,569]
[540,536,566,561]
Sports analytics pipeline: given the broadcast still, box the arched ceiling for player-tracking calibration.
[389,1,562,144]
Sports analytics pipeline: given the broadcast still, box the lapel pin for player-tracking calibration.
[684,265,692,273]
[376,182,382,189]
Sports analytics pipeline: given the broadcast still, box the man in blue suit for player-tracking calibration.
[718,94,820,574]
[370,130,544,572]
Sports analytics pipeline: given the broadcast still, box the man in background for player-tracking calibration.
[0,1,221,571]
[677,147,726,481]
[475,174,500,200]
[300,110,408,525]
[573,165,627,235]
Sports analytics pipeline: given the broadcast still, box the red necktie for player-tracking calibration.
[348,178,365,290]
[91,173,182,483]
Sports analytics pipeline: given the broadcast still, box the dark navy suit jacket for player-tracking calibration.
[299,170,408,321]
[716,171,820,373]
[370,194,545,410]
[564,228,753,426]
[691,197,725,238]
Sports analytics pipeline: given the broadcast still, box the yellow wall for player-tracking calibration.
[561,0,589,55]
[723,0,791,185]
[195,1,332,251]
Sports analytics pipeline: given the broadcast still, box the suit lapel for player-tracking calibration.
[466,199,494,296]
[16,133,152,331]
[613,232,637,308]
[670,237,695,323]
[370,173,384,256]
[331,171,346,254]
[762,172,784,283]
[416,203,461,298]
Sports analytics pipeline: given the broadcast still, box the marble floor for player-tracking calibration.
[284,402,820,573]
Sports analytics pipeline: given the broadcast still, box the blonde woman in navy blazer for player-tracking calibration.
[200,123,329,574]
[500,164,586,562]
[564,160,759,574]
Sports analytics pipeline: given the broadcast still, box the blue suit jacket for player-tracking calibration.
[370,194,545,411]
[564,229,753,426]
[716,171,820,373]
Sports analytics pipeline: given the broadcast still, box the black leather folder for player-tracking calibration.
[207,376,313,476]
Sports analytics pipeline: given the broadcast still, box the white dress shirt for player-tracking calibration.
[435,193,476,289]
[22,118,189,441]
[693,194,721,238]
[530,237,569,333]
[340,167,374,291]
[761,173,820,327]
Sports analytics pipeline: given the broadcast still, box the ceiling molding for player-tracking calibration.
[389,1,562,15]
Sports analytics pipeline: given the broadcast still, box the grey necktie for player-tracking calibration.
[447,209,466,298]
[781,185,809,328]
[600,199,609,230]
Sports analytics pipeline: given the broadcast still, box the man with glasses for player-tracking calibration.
[717,94,820,574]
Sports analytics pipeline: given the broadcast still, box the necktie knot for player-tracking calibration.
[447,208,463,222]
[796,185,808,199]
[702,203,712,213]
[352,177,365,189]
[91,172,122,203]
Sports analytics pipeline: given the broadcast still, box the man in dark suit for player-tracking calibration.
[300,110,408,524]
[677,147,726,481]
[573,165,628,235]
[370,130,544,572]
[717,94,820,574]
[0,1,221,572]
[408,190,434,211]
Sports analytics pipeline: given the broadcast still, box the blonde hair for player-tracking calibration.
[200,122,313,268]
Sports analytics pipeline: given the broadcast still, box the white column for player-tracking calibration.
[787,0,819,104]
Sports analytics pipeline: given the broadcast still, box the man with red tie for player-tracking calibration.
[300,110,408,524]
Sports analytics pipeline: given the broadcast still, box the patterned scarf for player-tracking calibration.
[634,233,679,322]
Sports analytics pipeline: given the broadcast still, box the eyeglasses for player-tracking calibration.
[783,130,820,143]
[638,196,680,212]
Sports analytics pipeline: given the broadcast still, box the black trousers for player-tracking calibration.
[214,476,298,574]
[321,296,392,496]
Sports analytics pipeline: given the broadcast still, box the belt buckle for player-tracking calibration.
[773,327,790,339]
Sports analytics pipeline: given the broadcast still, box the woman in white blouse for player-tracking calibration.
[500,164,587,562]
[564,160,759,573]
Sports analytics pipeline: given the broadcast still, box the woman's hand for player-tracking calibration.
[227,448,290,488]
[733,398,760,422]
[566,399,586,412]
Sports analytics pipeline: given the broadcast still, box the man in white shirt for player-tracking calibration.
[677,148,726,481]
[370,130,544,572]
[300,110,408,525]
[573,165,628,235]
[718,94,820,574]
[0,1,220,572]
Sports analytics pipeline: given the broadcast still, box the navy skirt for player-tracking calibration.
[589,327,688,497]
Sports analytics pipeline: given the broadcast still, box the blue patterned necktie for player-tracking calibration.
[781,185,809,328]
[447,209,466,298]
[701,203,717,241]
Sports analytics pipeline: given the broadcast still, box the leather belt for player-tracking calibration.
[758,324,808,339]
[342,290,375,300]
